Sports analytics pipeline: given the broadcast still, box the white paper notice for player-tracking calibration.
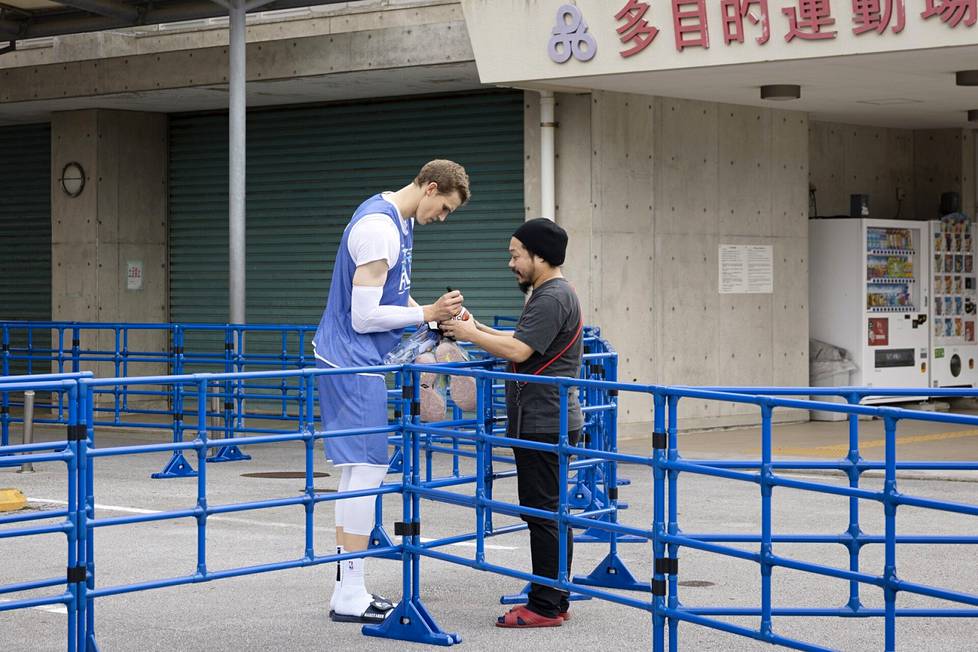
[719,245,773,294]
[126,260,143,291]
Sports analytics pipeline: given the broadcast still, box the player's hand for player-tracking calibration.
[423,290,464,323]
[438,315,478,342]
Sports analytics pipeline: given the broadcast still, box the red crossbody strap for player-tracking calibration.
[511,317,584,376]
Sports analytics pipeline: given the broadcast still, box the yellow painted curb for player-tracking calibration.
[0,488,27,512]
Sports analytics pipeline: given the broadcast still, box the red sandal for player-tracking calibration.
[495,605,563,628]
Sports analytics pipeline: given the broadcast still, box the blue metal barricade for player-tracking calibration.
[5,346,978,650]
[0,375,86,652]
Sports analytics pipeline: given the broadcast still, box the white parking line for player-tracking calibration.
[29,498,321,531]
[0,599,68,615]
[28,499,521,550]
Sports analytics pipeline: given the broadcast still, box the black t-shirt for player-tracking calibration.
[506,277,584,435]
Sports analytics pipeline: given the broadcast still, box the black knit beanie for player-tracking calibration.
[512,218,568,267]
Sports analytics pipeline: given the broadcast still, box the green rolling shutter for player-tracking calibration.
[0,124,52,375]
[168,90,525,353]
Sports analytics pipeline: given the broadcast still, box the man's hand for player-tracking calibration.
[438,315,479,342]
[423,290,464,323]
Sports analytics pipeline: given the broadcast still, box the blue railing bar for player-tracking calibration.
[0,521,73,540]
[685,459,978,472]
[0,441,71,455]
[692,385,978,399]
[0,577,66,596]
[412,545,655,614]
[659,606,834,652]
[0,594,72,614]
[895,493,978,518]
[769,553,883,587]
[0,451,73,467]
[0,380,81,393]
[88,546,400,600]
[662,459,761,484]
[78,364,403,389]
[0,508,71,526]
[0,372,92,383]
[87,441,199,458]
[417,523,528,549]
[682,533,978,545]
[90,509,198,529]
[689,607,978,617]
[659,532,761,564]
[894,578,978,607]
[771,475,885,502]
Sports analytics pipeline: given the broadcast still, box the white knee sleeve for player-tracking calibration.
[335,466,352,530]
[339,464,389,536]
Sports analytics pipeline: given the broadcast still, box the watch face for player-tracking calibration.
[61,162,85,197]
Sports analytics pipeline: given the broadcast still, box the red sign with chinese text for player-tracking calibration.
[869,317,889,346]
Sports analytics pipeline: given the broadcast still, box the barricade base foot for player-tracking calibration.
[150,452,197,479]
[362,599,460,646]
[575,527,645,543]
[87,634,101,651]
[567,481,592,509]
[368,525,401,561]
[573,552,651,592]
[387,447,403,474]
[206,445,252,463]
[499,582,593,605]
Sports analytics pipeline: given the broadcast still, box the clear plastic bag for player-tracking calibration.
[383,324,440,365]
[416,351,448,422]
[435,340,477,412]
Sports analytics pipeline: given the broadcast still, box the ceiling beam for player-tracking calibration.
[0,17,23,37]
[17,0,356,39]
[53,0,138,22]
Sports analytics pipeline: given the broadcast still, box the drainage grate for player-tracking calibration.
[678,580,716,588]
[240,471,330,479]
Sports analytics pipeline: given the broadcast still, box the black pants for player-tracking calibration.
[512,428,580,618]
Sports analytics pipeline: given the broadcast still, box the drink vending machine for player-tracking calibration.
[810,218,930,403]
[928,214,978,387]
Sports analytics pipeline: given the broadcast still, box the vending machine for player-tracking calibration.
[810,218,931,403]
[928,214,978,387]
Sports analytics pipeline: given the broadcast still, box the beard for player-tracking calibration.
[519,280,532,294]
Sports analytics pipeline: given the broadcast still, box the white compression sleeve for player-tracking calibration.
[351,285,424,334]
[342,464,390,536]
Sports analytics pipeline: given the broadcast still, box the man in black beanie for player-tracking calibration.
[439,217,584,628]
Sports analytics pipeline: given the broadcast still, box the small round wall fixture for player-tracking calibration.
[760,84,801,101]
[956,70,978,86]
[969,109,978,122]
[60,161,86,198]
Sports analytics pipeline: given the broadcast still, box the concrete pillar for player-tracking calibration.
[51,109,168,384]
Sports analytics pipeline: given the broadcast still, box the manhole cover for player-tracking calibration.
[678,580,715,588]
[240,471,330,479]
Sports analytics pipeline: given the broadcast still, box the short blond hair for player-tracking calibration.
[414,159,470,205]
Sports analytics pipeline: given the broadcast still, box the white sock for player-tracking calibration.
[334,557,373,616]
[329,545,344,611]
[341,557,366,592]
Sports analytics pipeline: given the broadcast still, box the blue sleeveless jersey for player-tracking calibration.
[312,194,414,367]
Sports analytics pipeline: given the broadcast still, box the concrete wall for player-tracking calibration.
[809,122,976,222]
[538,91,809,432]
[914,129,976,220]
[653,99,809,430]
[809,121,914,219]
[51,109,168,383]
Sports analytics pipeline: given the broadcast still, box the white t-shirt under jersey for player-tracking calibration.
[347,192,411,268]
